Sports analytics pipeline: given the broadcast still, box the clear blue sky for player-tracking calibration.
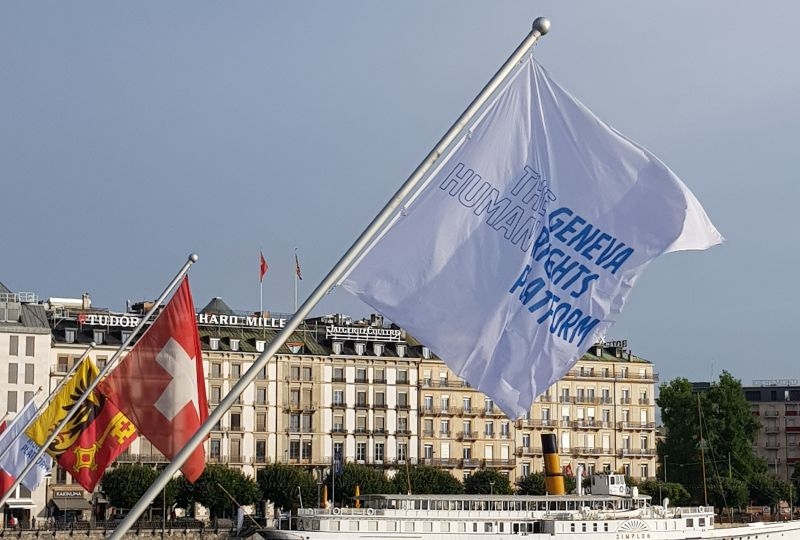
[2,2,797,388]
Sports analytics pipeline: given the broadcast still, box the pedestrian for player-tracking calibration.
[31,516,36,529]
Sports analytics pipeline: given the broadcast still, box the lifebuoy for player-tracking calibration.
[366,508,374,516]
[332,507,341,515]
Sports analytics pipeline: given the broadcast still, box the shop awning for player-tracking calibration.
[6,501,36,509]
[51,498,92,511]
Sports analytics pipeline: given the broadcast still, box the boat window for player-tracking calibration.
[422,522,433,532]
[570,524,575,532]
[604,523,608,532]
[582,523,587,532]
[404,521,415,532]
[330,521,340,531]
[420,500,427,510]
[368,521,378,532]
[499,522,504,532]
[457,522,466,532]
[440,522,450,532]
[686,518,693,527]
[386,521,397,532]
[473,522,478,532]
[348,521,359,531]
[484,522,493,532]
[593,523,598,532]
[699,518,705,527]
[513,523,520,534]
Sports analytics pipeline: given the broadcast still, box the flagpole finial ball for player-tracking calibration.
[532,17,550,36]
[189,253,199,263]
[90,341,97,348]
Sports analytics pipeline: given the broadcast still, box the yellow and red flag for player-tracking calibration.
[26,358,137,491]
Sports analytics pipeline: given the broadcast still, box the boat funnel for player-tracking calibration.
[541,433,565,495]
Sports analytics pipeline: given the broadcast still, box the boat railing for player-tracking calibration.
[297,507,382,518]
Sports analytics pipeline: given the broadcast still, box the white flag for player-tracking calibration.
[0,399,52,490]
[342,56,722,419]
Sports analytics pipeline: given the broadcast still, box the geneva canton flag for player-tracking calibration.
[342,57,722,420]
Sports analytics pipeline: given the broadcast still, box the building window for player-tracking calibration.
[398,392,408,408]
[230,412,241,431]
[424,445,433,459]
[375,443,385,462]
[485,421,494,437]
[256,386,267,405]
[211,363,222,377]
[210,338,220,350]
[23,391,33,405]
[210,386,222,404]
[356,442,366,462]
[230,339,240,352]
[397,369,408,383]
[522,462,531,476]
[7,364,18,384]
[96,356,107,370]
[375,392,386,407]
[24,364,34,385]
[424,396,433,411]
[121,331,132,343]
[256,340,265,352]
[8,335,18,356]
[256,412,267,432]
[422,346,430,359]
[93,330,105,345]
[57,356,69,373]
[302,366,312,381]
[256,440,267,462]
[231,363,241,378]
[355,343,366,355]
[356,368,367,383]
[65,329,76,344]
[332,342,343,354]
[333,367,345,382]
[210,439,221,460]
[398,442,407,461]
[24,336,34,356]
[333,390,344,406]
[6,390,17,412]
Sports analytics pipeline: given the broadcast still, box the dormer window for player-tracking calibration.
[93,330,105,345]
[230,339,240,352]
[396,344,406,358]
[373,344,384,356]
[121,331,132,343]
[256,340,265,352]
[332,342,343,355]
[210,337,220,350]
[65,329,76,344]
[422,346,430,359]
[355,343,366,356]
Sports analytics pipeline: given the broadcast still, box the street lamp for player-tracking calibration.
[663,455,668,483]
[489,481,495,496]
[316,481,322,509]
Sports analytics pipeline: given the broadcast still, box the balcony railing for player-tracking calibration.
[617,421,656,430]
[516,446,543,456]
[456,431,478,441]
[484,459,516,469]
[618,448,656,457]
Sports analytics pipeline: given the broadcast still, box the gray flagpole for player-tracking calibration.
[109,18,550,539]
[0,254,198,510]
[0,342,95,462]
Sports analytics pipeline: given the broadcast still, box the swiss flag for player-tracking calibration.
[98,277,208,482]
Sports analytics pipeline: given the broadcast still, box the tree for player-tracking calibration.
[657,372,763,504]
[102,464,177,513]
[637,479,692,506]
[748,473,790,507]
[708,476,748,510]
[464,469,512,495]
[258,464,316,513]
[390,465,464,494]
[177,464,260,519]
[323,463,392,506]
[516,472,546,495]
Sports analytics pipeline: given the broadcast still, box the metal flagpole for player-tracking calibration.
[294,247,298,312]
[0,342,95,462]
[0,254,198,510]
[109,18,551,540]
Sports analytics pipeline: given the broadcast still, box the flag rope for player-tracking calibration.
[108,19,551,540]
